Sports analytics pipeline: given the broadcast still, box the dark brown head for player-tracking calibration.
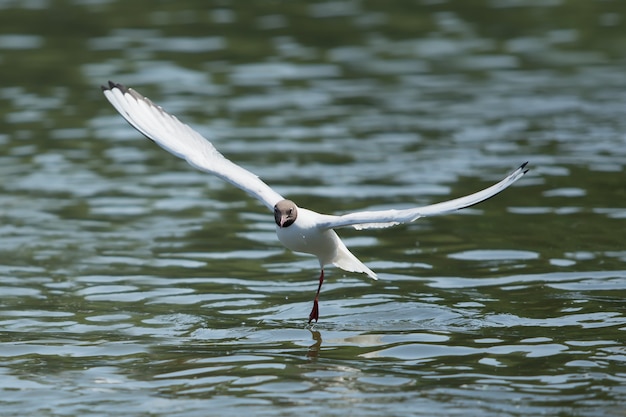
[274,200,298,228]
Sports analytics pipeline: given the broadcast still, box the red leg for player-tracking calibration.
[308,268,324,323]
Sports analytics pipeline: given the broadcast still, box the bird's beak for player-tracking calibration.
[279,215,288,228]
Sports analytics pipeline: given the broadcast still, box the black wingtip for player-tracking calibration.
[520,161,529,174]
[101,80,129,93]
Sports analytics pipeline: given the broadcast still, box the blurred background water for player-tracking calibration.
[1,0,626,416]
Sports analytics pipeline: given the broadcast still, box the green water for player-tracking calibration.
[1,1,625,416]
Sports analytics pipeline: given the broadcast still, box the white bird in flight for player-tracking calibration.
[102,81,528,323]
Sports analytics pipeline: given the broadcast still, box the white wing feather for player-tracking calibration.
[102,81,284,210]
[317,162,528,230]
[102,82,528,227]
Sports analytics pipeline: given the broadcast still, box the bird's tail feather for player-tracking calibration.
[332,239,378,280]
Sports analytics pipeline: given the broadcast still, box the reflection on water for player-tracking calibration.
[1,0,626,416]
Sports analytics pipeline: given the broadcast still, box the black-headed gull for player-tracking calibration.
[102,81,528,323]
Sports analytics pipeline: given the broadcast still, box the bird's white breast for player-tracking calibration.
[275,208,338,265]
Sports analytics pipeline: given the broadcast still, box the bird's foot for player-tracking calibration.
[308,298,319,323]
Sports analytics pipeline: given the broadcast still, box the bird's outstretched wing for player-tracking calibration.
[317,162,529,230]
[101,81,284,210]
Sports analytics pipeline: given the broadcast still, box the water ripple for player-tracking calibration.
[2,1,626,416]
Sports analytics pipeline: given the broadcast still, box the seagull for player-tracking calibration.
[101,81,528,323]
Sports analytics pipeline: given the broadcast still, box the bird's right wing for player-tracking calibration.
[316,162,529,230]
[102,81,285,211]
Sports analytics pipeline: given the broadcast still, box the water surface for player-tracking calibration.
[1,1,625,416]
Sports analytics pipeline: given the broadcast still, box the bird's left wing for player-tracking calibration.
[101,81,285,210]
[316,162,528,230]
